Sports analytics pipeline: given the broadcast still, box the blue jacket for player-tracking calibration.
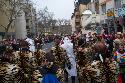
[42,73,59,83]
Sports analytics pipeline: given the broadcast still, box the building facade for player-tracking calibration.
[71,0,91,33]
[0,0,37,39]
[72,0,125,34]
[0,0,15,39]
[71,14,76,33]
[24,2,37,37]
[99,0,125,33]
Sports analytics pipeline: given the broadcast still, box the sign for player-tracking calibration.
[107,9,115,17]
[115,7,125,17]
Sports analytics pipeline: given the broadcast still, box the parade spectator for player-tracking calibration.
[86,32,92,42]
[114,32,124,51]
[105,35,114,55]
[113,43,125,83]
[78,34,86,47]
[116,21,123,33]
[0,41,6,58]
[96,23,101,35]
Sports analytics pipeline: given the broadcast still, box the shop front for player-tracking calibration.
[106,8,115,34]
[115,7,125,33]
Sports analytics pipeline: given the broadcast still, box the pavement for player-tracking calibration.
[42,42,55,52]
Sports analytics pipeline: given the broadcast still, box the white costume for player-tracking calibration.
[86,34,92,42]
[60,37,77,76]
[25,38,35,52]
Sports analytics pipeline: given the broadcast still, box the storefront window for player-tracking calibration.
[101,4,106,14]
[95,1,99,14]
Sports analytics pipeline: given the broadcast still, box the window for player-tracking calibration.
[95,1,99,14]
[114,0,121,8]
[26,19,29,23]
[101,4,106,14]
[26,26,29,29]
[76,15,80,18]
[76,22,80,26]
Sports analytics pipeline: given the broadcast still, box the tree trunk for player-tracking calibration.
[4,20,14,39]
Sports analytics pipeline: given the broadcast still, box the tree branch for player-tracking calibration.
[0,25,6,29]
[6,19,14,31]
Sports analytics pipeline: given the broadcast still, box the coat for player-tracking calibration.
[42,74,59,83]
[25,38,35,52]
[60,37,77,76]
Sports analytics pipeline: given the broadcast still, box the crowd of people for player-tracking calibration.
[0,31,125,83]
[72,31,125,83]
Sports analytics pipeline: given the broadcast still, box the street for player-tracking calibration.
[42,42,55,52]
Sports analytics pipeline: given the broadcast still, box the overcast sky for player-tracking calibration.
[32,0,74,19]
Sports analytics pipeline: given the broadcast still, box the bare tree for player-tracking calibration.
[0,0,31,38]
[37,7,55,29]
[57,19,70,26]
[37,7,71,34]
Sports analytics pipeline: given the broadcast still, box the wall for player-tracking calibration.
[79,4,87,15]
[106,0,114,11]
[98,0,115,25]
[99,0,107,24]
[0,1,15,38]
[71,16,76,33]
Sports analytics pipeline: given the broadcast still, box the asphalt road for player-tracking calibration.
[42,42,55,52]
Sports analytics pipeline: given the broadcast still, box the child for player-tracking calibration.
[40,51,59,83]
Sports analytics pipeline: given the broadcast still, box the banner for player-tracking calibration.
[115,7,125,17]
[107,9,115,17]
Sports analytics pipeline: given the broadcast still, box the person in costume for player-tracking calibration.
[40,51,59,83]
[25,34,35,52]
[60,36,77,83]
[114,32,124,51]
[113,43,125,83]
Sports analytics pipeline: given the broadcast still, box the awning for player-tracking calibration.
[82,10,92,15]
